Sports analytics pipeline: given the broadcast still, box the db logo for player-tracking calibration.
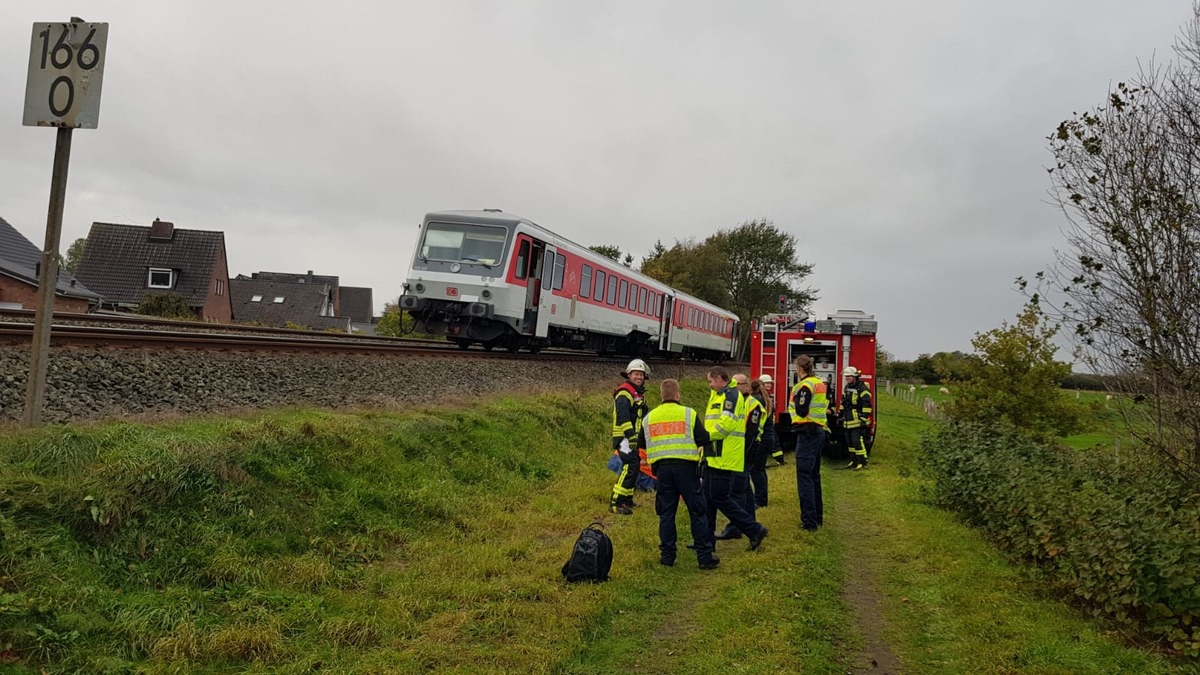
[445,287,459,297]
[551,305,557,315]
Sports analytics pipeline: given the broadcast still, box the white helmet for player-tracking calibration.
[758,374,773,385]
[843,366,861,377]
[622,359,650,377]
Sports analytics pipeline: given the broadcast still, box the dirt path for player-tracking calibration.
[836,491,905,674]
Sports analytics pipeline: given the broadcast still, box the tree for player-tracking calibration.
[64,237,86,274]
[945,304,1086,442]
[588,244,633,267]
[1029,7,1200,471]
[640,240,667,269]
[641,220,817,358]
[375,302,414,336]
[138,292,194,320]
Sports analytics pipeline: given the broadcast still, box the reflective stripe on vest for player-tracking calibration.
[788,376,828,428]
[612,384,646,439]
[644,404,700,464]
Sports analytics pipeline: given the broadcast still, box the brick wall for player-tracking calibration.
[0,276,92,313]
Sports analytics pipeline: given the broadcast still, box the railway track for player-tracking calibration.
[0,309,744,367]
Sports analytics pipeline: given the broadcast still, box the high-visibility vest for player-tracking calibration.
[842,381,873,429]
[706,386,749,472]
[644,403,701,464]
[788,376,828,428]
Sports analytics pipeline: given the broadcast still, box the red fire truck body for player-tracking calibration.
[750,309,878,457]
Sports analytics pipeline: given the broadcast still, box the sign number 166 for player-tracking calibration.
[24,21,108,129]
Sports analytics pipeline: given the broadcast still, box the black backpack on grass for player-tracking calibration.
[561,521,613,582]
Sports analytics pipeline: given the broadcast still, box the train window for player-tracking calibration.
[421,221,507,266]
[656,295,663,318]
[580,265,593,299]
[595,270,606,300]
[514,240,530,279]
[552,254,565,290]
[618,280,629,308]
[628,283,638,310]
[542,251,555,290]
[638,288,646,314]
[606,276,618,305]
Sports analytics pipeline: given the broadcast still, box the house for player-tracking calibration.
[250,270,340,315]
[339,286,375,333]
[74,219,232,322]
[229,276,350,331]
[0,216,100,312]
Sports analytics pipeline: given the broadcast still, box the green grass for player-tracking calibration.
[0,383,1193,672]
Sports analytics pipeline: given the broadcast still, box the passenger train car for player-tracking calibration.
[399,210,738,359]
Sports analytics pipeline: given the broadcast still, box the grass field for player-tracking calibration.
[0,383,1192,672]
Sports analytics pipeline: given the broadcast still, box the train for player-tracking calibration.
[399,210,738,359]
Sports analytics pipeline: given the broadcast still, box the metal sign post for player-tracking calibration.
[21,18,107,425]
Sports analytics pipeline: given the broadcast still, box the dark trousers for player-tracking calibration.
[654,460,715,564]
[611,449,640,504]
[706,466,764,540]
[846,426,868,463]
[748,442,768,507]
[794,425,825,530]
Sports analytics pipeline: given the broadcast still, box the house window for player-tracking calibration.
[273,297,285,303]
[148,268,174,289]
[216,279,225,296]
[251,295,263,302]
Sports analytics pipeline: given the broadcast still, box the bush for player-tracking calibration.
[137,292,194,320]
[920,421,1200,656]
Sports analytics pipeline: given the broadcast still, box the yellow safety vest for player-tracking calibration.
[706,386,749,472]
[644,403,701,464]
[745,393,765,444]
[788,376,828,428]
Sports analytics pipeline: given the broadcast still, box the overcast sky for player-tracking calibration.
[0,2,1188,359]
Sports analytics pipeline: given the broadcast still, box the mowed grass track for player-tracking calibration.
[0,384,1186,672]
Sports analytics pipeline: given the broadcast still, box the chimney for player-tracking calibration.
[149,218,175,242]
[307,270,314,283]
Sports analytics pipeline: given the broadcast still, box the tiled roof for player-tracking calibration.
[230,278,348,331]
[0,216,100,300]
[251,271,339,288]
[75,221,225,307]
[339,286,374,323]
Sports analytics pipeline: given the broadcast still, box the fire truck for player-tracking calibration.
[750,309,878,458]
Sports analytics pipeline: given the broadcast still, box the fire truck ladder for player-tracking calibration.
[759,322,778,383]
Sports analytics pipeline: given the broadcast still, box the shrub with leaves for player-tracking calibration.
[137,292,194,320]
[920,421,1200,656]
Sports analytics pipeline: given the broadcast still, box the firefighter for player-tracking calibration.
[637,378,718,569]
[748,377,775,507]
[790,355,827,531]
[610,359,650,515]
[704,367,768,549]
[759,374,786,466]
[841,366,873,470]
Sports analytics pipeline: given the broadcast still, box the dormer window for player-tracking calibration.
[148,268,174,289]
[273,297,285,303]
[250,294,263,302]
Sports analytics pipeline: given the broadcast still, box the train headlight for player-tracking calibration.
[415,283,425,293]
[481,289,492,300]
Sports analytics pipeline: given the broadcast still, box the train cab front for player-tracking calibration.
[400,212,523,346]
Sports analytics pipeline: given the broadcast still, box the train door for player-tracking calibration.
[523,240,545,334]
[659,295,674,351]
[535,244,559,338]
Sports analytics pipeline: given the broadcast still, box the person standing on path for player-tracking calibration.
[638,378,719,569]
[789,355,828,531]
[703,367,768,550]
[840,366,873,470]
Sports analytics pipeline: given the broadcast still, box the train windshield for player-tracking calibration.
[419,221,509,269]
